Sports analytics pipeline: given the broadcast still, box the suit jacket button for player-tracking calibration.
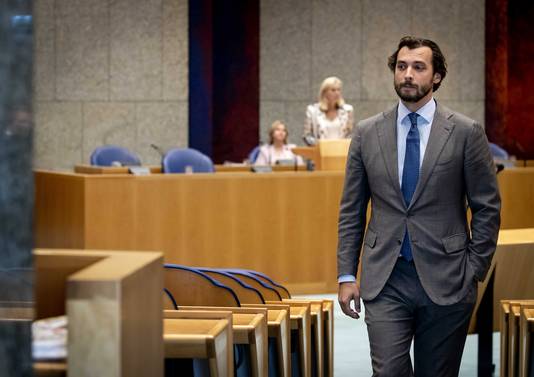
[397,239,402,244]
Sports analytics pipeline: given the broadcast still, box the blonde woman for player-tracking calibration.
[303,76,354,140]
[255,121,303,166]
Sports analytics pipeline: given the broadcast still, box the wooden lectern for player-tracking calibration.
[292,139,351,171]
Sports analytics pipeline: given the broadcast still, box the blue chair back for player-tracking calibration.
[489,142,509,159]
[162,148,214,173]
[90,145,141,166]
[248,146,261,164]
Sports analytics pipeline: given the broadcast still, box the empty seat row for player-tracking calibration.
[500,299,534,377]
[90,145,214,173]
[163,265,334,377]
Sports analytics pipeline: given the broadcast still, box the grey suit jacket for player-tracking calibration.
[337,103,501,305]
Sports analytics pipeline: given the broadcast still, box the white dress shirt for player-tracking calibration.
[338,98,437,284]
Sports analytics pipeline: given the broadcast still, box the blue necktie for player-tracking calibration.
[400,112,420,261]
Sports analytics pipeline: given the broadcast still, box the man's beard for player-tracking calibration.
[394,81,433,103]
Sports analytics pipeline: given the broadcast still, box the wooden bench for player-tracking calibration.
[169,308,269,377]
[224,270,331,377]
[165,265,279,376]
[229,269,334,377]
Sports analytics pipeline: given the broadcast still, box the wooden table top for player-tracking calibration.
[164,318,229,338]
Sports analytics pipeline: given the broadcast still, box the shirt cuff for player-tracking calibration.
[338,274,356,283]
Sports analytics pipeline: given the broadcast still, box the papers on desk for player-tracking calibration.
[32,315,67,360]
[128,166,151,175]
[251,165,273,173]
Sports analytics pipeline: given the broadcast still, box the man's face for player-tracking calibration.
[393,46,441,103]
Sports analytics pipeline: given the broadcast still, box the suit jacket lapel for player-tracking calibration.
[376,105,405,206]
[408,103,455,209]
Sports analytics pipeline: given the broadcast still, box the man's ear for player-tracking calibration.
[433,73,442,84]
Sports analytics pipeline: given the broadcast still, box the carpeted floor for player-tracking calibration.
[295,294,500,376]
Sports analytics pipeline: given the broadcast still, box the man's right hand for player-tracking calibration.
[338,281,361,319]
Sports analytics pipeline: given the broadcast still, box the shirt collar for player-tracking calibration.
[398,97,436,125]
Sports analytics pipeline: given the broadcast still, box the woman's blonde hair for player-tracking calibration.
[268,120,288,144]
[318,76,345,111]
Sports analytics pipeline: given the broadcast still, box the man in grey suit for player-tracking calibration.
[337,36,501,376]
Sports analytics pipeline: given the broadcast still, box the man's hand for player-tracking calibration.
[338,281,361,319]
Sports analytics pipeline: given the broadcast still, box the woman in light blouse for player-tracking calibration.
[303,76,354,140]
[255,121,303,166]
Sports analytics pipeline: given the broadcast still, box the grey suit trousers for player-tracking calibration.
[363,257,476,377]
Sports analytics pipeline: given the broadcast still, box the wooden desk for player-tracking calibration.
[34,249,163,377]
[232,313,268,377]
[514,160,534,167]
[34,362,66,377]
[497,167,534,229]
[266,308,291,377]
[164,317,232,377]
[470,229,534,376]
[74,163,306,174]
[35,170,344,294]
[215,164,307,173]
[288,305,312,377]
[177,307,270,377]
[179,305,290,377]
[74,164,162,174]
[292,140,350,171]
[520,307,534,377]
[281,299,331,377]
[292,302,323,377]
[485,229,534,328]
[34,167,534,295]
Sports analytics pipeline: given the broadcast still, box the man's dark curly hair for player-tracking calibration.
[388,36,448,92]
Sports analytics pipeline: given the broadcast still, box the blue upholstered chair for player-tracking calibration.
[248,146,261,164]
[162,148,214,173]
[489,142,510,160]
[90,145,141,166]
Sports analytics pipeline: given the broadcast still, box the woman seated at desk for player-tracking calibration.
[303,76,354,142]
[255,121,303,166]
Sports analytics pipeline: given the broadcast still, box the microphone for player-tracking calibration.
[495,163,505,174]
[150,143,165,157]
